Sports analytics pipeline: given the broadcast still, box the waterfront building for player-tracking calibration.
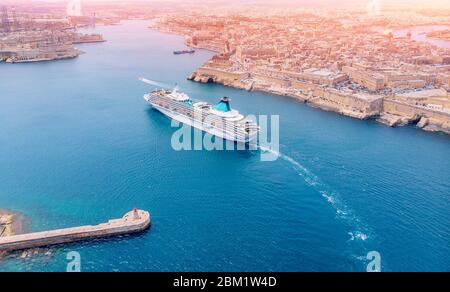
[342,66,385,92]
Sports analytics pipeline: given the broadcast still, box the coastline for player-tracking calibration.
[147,26,220,54]
[0,209,25,238]
[3,50,84,64]
[190,71,450,135]
[0,209,25,257]
[1,30,106,64]
[148,25,450,136]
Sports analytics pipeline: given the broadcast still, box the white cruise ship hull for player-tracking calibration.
[152,104,257,143]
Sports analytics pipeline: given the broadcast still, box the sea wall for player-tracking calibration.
[383,99,450,133]
[189,65,383,120]
[188,67,249,89]
[308,88,383,119]
[188,64,450,134]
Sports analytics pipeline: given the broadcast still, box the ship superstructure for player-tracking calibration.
[144,88,259,143]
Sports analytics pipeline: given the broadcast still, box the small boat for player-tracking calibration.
[173,49,195,55]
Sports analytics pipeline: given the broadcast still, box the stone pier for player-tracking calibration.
[0,209,150,252]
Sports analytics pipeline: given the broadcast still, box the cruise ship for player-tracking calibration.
[144,88,259,143]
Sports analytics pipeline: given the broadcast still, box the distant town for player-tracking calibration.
[151,6,450,134]
[1,1,450,134]
[0,1,111,63]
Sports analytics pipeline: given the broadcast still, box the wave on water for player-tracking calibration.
[257,144,371,244]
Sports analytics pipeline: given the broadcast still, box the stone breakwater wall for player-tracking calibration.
[0,209,151,252]
[382,99,450,133]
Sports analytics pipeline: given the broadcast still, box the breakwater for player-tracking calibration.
[0,209,150,252]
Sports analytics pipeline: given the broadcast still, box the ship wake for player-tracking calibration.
[256,144,373,250]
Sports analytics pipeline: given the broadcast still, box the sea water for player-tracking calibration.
[0,21,449,271]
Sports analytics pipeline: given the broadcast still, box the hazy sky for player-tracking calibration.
[5,0,450,9]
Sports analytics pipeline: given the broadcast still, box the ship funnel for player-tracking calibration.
[214,96,232,112]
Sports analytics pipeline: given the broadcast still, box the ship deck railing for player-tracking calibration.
[148,94,258,138]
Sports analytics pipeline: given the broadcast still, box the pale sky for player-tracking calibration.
[4,0,450,9]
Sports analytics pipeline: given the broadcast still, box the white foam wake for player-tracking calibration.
[257,144,371,243]
[139,77,172,89]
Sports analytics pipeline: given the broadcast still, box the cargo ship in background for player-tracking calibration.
[142,81,259,143]
[173,49,195,55]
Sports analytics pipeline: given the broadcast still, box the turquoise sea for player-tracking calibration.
[0,21,449,271]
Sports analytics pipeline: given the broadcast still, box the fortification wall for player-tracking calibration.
[383,99,450,131]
